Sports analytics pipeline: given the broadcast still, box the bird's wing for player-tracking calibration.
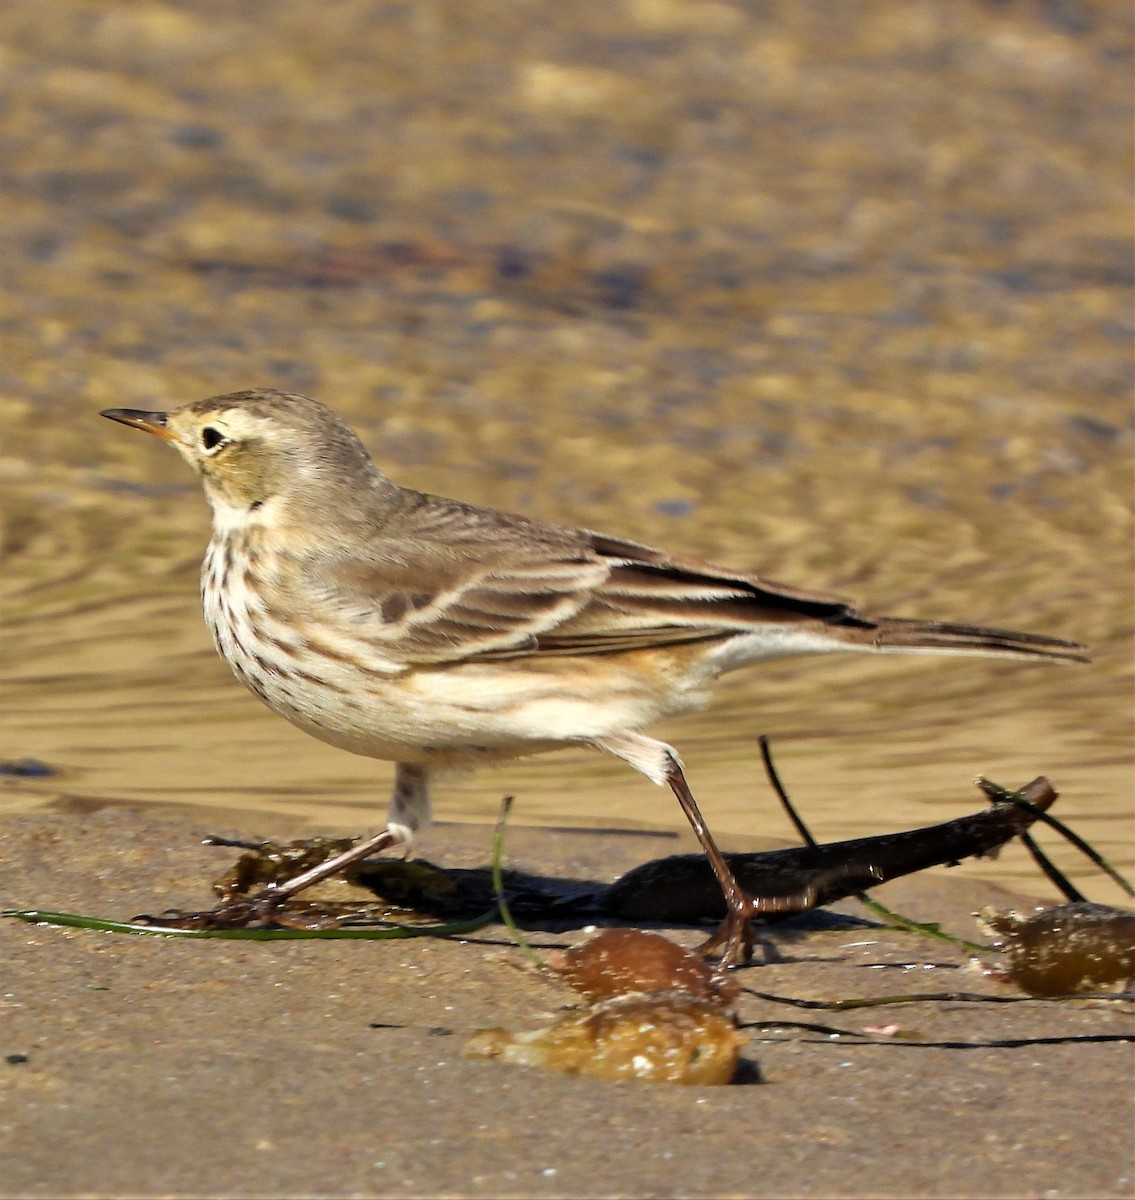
[302,493,856,667]
[513,531,856,658]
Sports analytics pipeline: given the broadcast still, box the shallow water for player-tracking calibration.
[2,1,1131,903]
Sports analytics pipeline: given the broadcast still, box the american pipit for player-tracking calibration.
[102,390,1088,962]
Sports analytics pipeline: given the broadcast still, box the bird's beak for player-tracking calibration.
[100,408,177,442]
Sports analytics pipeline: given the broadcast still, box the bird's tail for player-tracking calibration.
[850,616,1090,663]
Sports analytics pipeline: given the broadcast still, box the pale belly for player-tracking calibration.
[227,640,710,766]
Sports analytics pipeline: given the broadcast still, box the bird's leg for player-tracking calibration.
[248,828,405,905]
[385,762,432,846]
[163,765,428,928]
[595,732,816,967]
[662,752,826,968]
[247,762,431,905]
[597,724,782,969]
[661,756,762,966]
[188,827,405,927]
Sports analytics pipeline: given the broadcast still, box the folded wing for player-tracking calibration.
[303,492,1087,667]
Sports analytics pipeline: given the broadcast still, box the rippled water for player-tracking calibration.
[2,1,1131,902]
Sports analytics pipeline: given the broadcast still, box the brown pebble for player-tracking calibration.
[545,928,738,1004]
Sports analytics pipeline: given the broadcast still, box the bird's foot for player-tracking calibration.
[696,883,821,969]
[132,888,302,930]
[695,908,755,968]
[132,828,410,930]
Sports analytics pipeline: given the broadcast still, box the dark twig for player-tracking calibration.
[1018,830,1087,902]
[758,734,816,847]
[757,737,991,953]
[978,778,1135,898]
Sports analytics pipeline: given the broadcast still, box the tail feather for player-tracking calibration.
[859,617,1090,663]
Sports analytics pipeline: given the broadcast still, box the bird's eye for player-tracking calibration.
[201,427,226,452]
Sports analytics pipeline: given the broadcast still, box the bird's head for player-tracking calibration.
[101,389,390,531]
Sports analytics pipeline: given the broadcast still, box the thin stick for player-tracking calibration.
[1018,830,1086,902]
[978,778,1135,898]
[759,734,817,847]
[757,737,991,954]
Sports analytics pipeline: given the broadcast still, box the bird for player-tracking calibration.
[101,389,1088,963]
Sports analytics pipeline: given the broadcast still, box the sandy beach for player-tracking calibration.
[3,805,1132,1197]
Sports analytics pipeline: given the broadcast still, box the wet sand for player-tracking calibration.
[3,807,1133,1198]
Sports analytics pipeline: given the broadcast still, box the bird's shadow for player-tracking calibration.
[170,784,1058,938]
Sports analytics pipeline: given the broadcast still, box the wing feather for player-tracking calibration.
[293,491,857,666]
